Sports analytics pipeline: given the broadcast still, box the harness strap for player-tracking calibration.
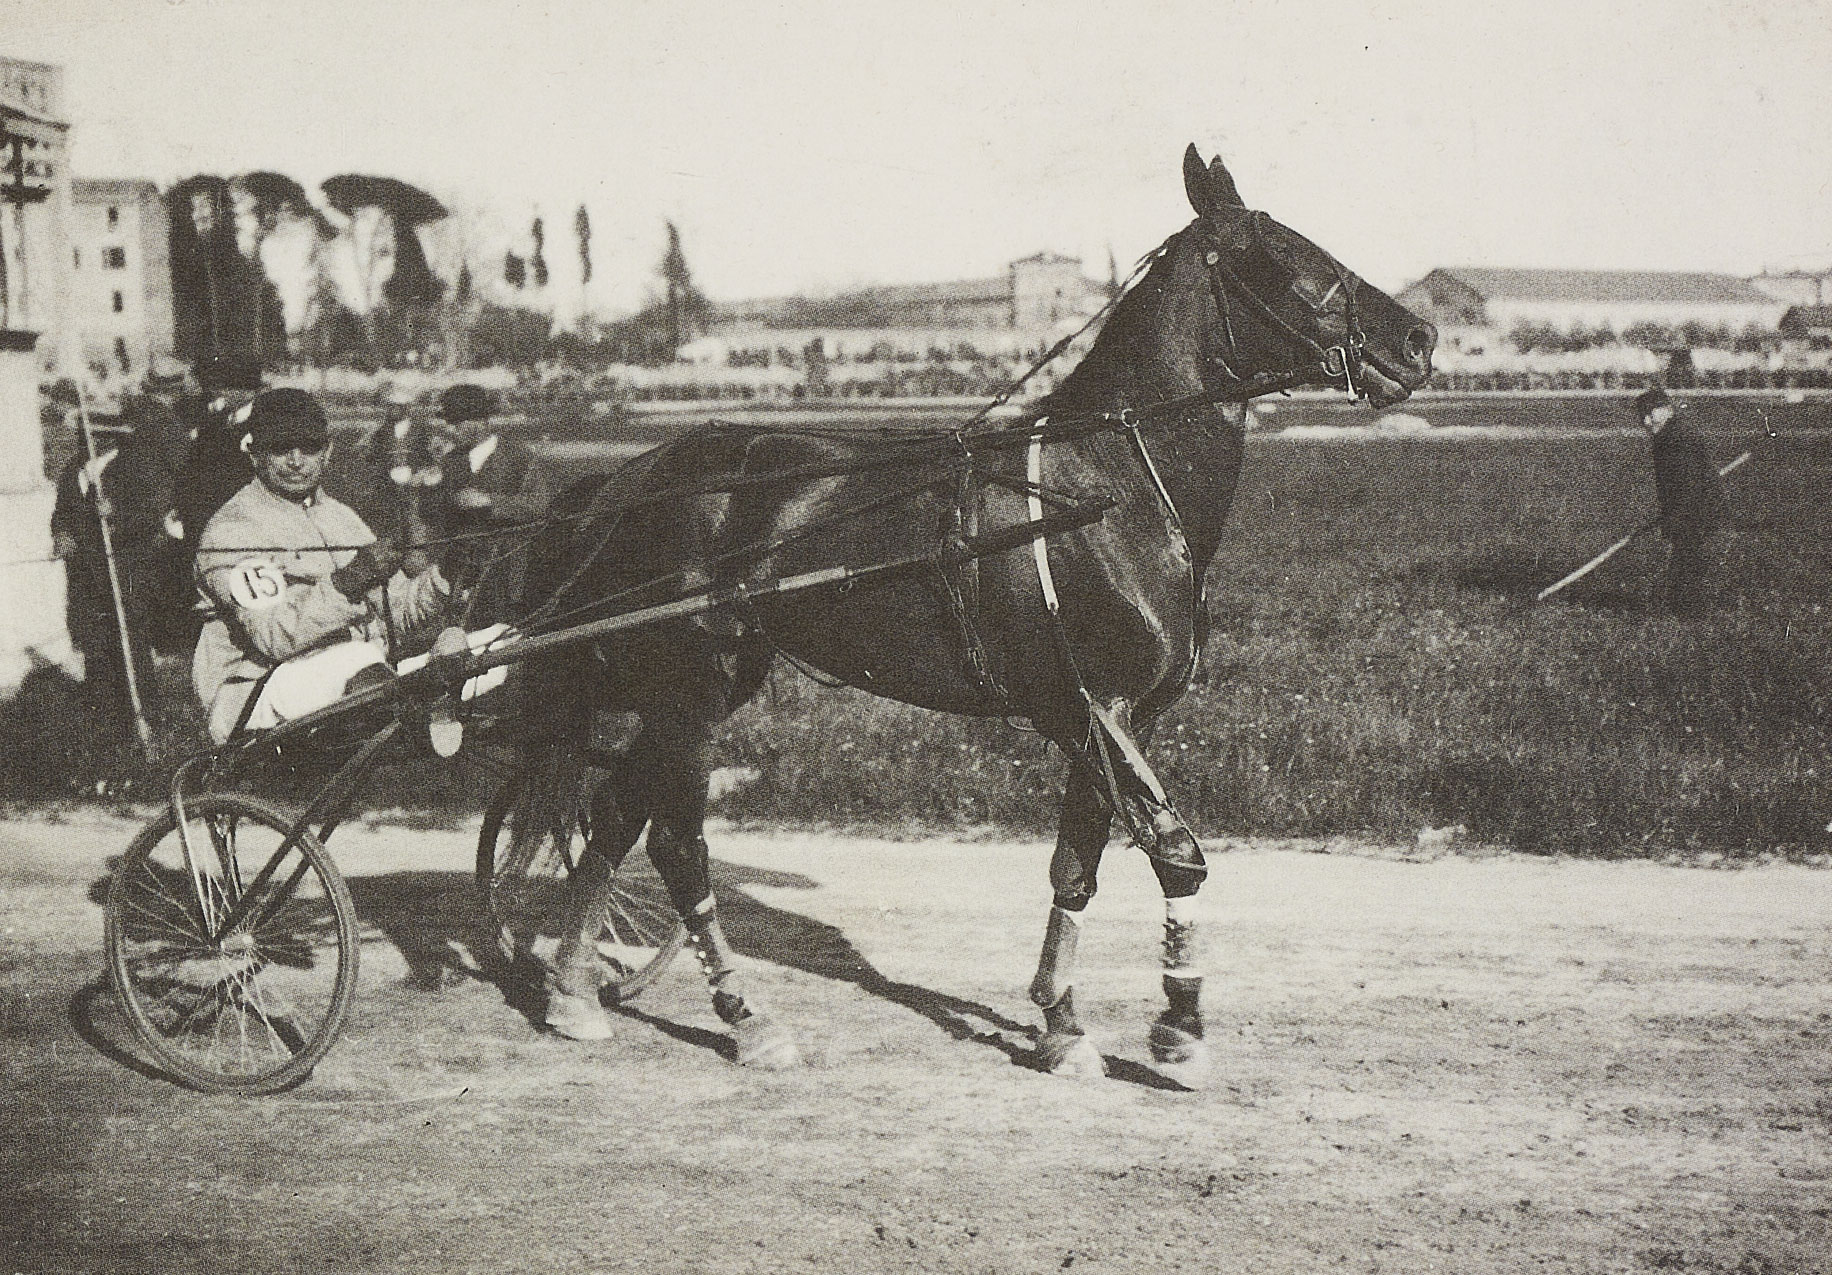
[938,454,1005,701]
[1026,433,1061,618]
[1117,409,1183,539]
[1024,429,1183,844]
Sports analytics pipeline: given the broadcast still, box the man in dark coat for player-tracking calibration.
[171,354,265,551]
[1636,386,1729,616]
[427,383,546,624]
[49,366,195,731]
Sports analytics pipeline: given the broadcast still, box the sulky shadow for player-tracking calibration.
[86,844,1175,1087]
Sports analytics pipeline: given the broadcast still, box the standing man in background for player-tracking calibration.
[428,383,546,624]
[1635,386,1729,616]
[49,358,196,733]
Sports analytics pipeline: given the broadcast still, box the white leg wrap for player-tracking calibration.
[1163,897,1200,974]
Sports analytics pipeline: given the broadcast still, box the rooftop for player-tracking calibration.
[71,177,161,202]
[1432,267,1777,306]
[1780,305,1832,329]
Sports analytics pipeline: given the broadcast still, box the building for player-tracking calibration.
[1779,305,1832,348]
[717,251,1107,334]
[0,56,76,370]
[1396,267,1789,351]
[0,54,77,691]
[69,177,175,377]
[1750,269,1832,308]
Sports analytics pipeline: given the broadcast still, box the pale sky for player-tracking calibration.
[4,0,1829,319]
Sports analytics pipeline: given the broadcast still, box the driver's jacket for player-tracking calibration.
[192,478,448,736]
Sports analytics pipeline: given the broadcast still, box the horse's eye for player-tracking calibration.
[1234,244,1288,294]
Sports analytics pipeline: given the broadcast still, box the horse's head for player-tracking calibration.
[1178,145,1434,409]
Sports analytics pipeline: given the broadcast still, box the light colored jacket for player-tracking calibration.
[192,478,448,732]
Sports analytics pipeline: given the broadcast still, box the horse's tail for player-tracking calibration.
[508,734,588,872]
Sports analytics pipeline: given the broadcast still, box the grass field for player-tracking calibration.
[716,401,1832,861]
[11,395,1830,861]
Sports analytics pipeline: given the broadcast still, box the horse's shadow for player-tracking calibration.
[342,859,1146,1079]
[705,858,1039,1063]
[617,861,1188,1087]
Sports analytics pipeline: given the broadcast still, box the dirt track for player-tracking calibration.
[2,809,1828,1274]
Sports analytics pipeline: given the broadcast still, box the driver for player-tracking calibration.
[192,388,452,743]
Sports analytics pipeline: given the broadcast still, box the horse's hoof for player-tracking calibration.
[733,1013,801,1070]
[1036,1031,1106,1079]
[1147,1019,1211,1089]
[544,988,613,1042]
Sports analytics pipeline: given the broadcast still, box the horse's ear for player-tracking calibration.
[1182,145,1209,213]
[1183,144,1246,215]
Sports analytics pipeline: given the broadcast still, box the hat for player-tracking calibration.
[438,383,498,425]
[244,388,330,452]
[141,354,194,396]
[1633,386,1671,416]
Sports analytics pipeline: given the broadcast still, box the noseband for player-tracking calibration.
[1196,211,1368,400]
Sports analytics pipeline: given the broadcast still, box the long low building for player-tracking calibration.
[716,251,1108,336]
[1397,267,1790,350]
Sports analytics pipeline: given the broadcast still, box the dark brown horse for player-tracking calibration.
[522,147,1436,1080]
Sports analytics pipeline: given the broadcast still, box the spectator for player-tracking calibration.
[427,383,547,624]
[1635,386,1729,616]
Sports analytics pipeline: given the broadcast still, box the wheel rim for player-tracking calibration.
[109,800,355,1090]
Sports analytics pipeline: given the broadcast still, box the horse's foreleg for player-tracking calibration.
[1137,785,1211,1090]
[1030,770,1110,1079]
[1086,703,1213,1087]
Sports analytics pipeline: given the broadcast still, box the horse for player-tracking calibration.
[520,146,1437,1080]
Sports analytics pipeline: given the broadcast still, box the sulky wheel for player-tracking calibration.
[476,767,683,1003]
[105,792,359,1095]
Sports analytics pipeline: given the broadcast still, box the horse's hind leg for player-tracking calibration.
[544,750,654,1042]
[638,674,801,1070]
[1029,768,1111,1079]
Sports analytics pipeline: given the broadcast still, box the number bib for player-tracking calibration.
[226,557,288,610]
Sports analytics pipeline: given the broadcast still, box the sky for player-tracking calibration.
[4,0,1830,321]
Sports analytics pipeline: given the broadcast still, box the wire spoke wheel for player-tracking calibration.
[105,793,359,1095]
[477,768,683,1003]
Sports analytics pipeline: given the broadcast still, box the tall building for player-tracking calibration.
[0,54,78,691]
[68,177,174,377]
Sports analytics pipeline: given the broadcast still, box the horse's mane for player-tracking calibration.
[1044,227,1194,415]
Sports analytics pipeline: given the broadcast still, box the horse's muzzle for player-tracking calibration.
[1358,322,1436,407]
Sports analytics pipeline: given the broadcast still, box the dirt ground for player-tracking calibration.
[2,808,1828,1275]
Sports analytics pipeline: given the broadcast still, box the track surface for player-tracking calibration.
[3,809,1828,1274]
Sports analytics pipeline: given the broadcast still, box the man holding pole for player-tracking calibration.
[49,358,195,746]
[1636,386,1729,616]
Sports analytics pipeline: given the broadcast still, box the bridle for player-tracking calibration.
[1194,210,1368,401]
